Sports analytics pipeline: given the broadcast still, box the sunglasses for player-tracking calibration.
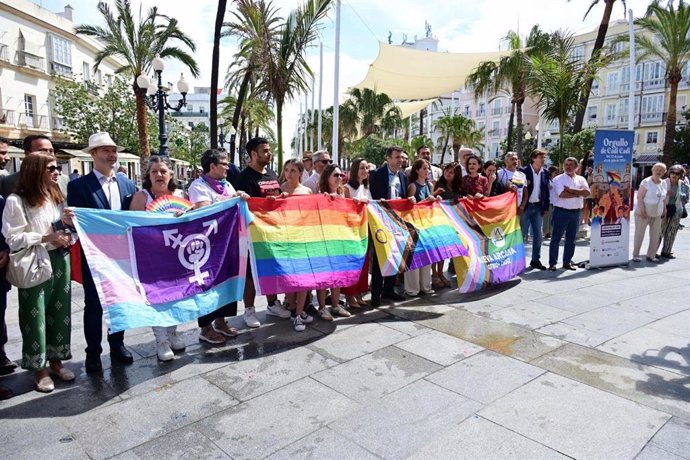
[216,161,229,167]
[46,165,58,172]
[319,159,333,164]
[670,172,680,176]
[332,173,344,178]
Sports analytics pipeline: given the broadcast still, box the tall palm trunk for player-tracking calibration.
[439,135,450,164]
[506,100,516,152]
[210,0,228,149]
[515,99,524,160]
[276,98,284,173]
[663,77,680,164]
[133,82,150,169]
[231,70,252,164]
[573,0,615,133]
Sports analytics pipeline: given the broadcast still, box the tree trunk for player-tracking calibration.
[419,109,425,136]
[210,0,228,149]
[133,82,149,171]
[662,77,680,165]
[230,70,252,164]
[573,0,615,133]
[516,100,524,161]
[506,100,516,153]
[276,99,284,173]
[439,135,450,164]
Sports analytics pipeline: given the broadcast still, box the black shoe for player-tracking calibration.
[110,345,134,364]
[562,263,577,271]
[529,261,547,270]
[305,304,319,317]
[370,297,381,307]
[382,291,406,302]
[85,354,103,374]
[0,355,17,376]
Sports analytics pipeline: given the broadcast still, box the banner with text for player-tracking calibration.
[589,129,634,267]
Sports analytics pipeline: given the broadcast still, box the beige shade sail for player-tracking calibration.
[393,98,439,120]
[353,43,511,100]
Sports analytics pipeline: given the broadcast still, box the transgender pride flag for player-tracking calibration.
[73,198,250,332]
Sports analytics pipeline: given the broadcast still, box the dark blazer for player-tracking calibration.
[521,164,551,213]
[0,172,19,200]
[369,164,408,200]
[67,171,136,210]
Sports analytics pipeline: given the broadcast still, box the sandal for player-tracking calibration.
[213,321,238,337]
[318,308,334,321]
[49,365,76,382]
[646,256,660,263]
[548,265,557,271]
[632,257,641,262]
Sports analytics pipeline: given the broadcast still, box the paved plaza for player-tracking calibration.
[1,221,689,459]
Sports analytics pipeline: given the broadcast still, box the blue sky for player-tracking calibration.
[33,0,653,151]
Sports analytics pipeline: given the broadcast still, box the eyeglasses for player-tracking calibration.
[216,161,229,167]
[319,159,333,164]
[46,165,58,172]
[332,173,344,178]
[670,172,680,176]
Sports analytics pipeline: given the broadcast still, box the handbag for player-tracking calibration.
[5,199,52,288]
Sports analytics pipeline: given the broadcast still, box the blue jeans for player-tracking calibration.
[520,203,544,263]
[549,207,581,266]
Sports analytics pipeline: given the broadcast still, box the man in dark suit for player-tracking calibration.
[519,149,551,270]
[369,146,409,307]
[67,132,136,373]
[0,134,55,199]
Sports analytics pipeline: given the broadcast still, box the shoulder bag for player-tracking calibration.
[6,199,52,288]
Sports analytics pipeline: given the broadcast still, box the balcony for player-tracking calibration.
[0,44,8,62]
[15,50,45,72]
[0,109,15,125]
[491,107,502,115]
[84,81,100,96]
[50,61,73,78]
[475,109,486,117]
[171,111,207,118]
[53,116,66,130]
[17,113,49,130]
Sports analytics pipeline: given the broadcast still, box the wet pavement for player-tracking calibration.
[1,221,689,459]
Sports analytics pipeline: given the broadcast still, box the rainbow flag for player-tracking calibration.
[367,199,468,276]
[440,192,525,292]
[73,198,249,332]
[607,171,622,187]
[247,195,368,296]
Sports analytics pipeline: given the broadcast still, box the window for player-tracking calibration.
[24,94,35,127]
[50,35,72,76]
[96,69,102,85]
[643,61,665,86]
[105,74,112,87]
[605,103,617,126]
[491,120,500,133]
[463,104,470,116]
[187,104,194,112]
[492,99,502,115]
[478,102,485,116]
[607,72,619,95]
[82,62,90,82]
[571,45,585,62]
[641,94,664,121]
[646,131,658,144]
[587,106,598,120]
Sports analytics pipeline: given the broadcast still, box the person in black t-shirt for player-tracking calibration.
[234,137,288,328]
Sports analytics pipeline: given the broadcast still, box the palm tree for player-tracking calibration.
[264,0,332,171]
[75,0,199,165]
[529,31,609,165]
[568,0,628,133]
[634,0,690,164]
[210,0,229,149]
[465,26,552,158]
[346,88,401,138]
[434,109,477,163]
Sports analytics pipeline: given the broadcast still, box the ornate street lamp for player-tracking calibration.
[136,56,189,158]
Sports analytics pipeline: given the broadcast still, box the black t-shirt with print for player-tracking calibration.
[233,166,281,198]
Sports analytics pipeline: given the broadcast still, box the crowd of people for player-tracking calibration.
[0,132,687,399]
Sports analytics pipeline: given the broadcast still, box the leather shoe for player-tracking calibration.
[529,261,547,270]
[85,355,103,374]
[382,291,406,302]
[110,345,134,364]
[370,297,381,307]
[0,355,17,376]
[562,263,577,271]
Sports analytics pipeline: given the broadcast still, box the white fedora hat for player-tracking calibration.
[82,132,125,153]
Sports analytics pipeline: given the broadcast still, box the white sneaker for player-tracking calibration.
[293,314,306,332]
[266,300,291,318]
[244,306,261,328]
[156,341,174,362]
[299,312,314,324]
[168,331,186,352]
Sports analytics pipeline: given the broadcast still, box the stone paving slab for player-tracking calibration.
[203,347,338,401]
[487,301,574,330]
[311,345,441,402]
[65,377,238,458]
[394,329,484,365]
[560,305,658,339]
[408,415,568,460]
[479,373,670,459]
[330,379,482,460]
[266,427,379,460]
[647,309,690,338]
[375,316,433,337]
[537,321,612,347]
[193,377,359,460]
[532,343,690,420]
[1,418,90,460]
[111,426,230,460]
[642,416,690,460]
[426,350,545,404]
[635,443,688,460]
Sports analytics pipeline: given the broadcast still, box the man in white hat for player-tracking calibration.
[67,132,137,373]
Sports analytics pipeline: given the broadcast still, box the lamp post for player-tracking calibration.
[218,122,226,150]
[136,56,189,159]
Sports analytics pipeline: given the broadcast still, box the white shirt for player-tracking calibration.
[303,172,321,194]
[2,194,64,251]
[528,165,542,203]
[188,177,236,204]
[93,169,121,211]
[636,177,667,217]
[499,168,523,205]
[552,173,590,209]
[405,164,442,182]
[301,169,314,184]
[344,183,372,200]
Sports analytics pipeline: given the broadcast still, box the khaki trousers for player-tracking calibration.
[633,214,662,259]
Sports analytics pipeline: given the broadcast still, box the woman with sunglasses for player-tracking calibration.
[129,156,188,360]
[659,164,689,258]
[2,153,74,392]
[343,158,371,308]
[430,162,459,288]
[280,159,315,331]
[316,164,350,320]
